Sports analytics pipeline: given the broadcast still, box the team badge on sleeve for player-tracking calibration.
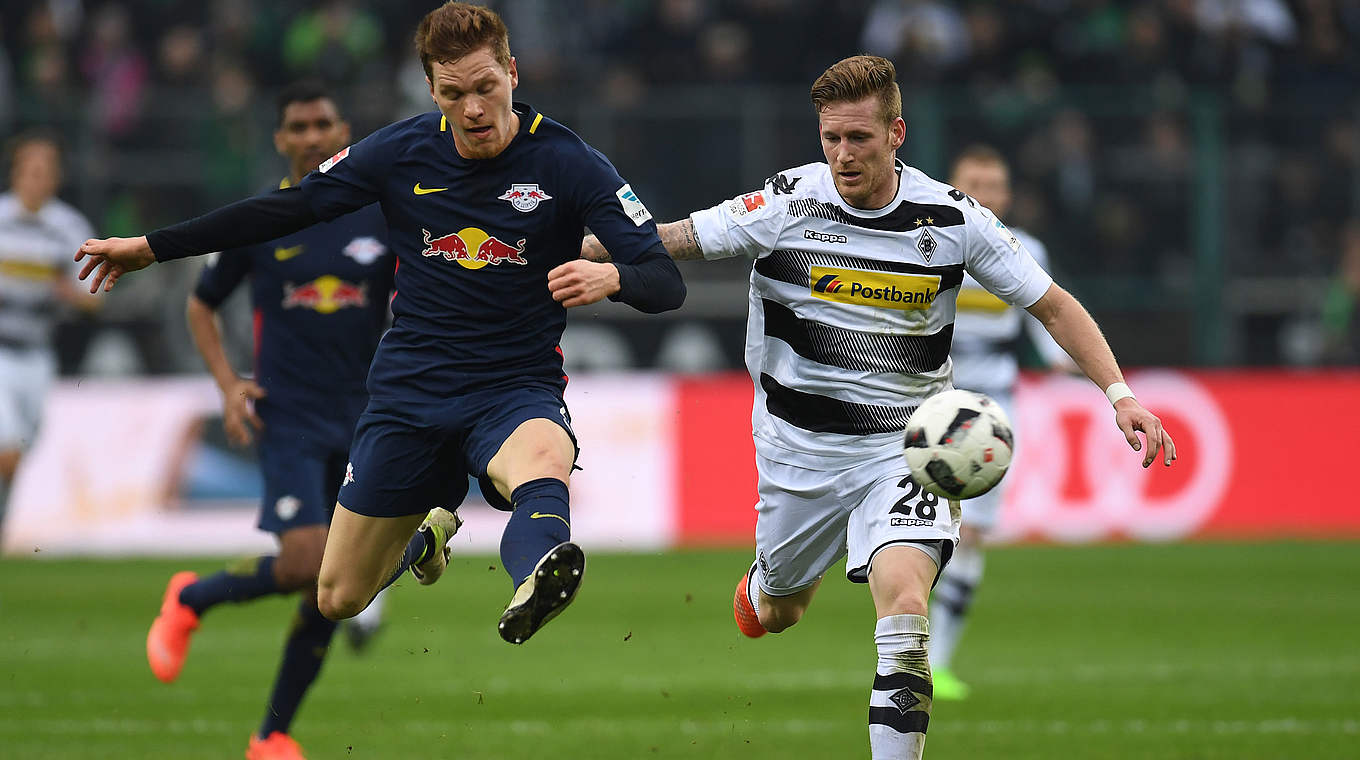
[499,184,553,212]
[318,147,350,173]
[615,184,653,226]
[727,191,768,217]
[993,218,1021,252]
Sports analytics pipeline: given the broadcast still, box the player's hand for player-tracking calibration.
[220,378,266,447]
[75,236,155,293]
[1114,398,1176,468]
[548,259,620,308]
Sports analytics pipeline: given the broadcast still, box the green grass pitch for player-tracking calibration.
[2,542,1357,759]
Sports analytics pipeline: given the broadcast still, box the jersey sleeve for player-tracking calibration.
[193,248,253,308]
[961,204,1052,309]
[297,131,389,221]
[566,145,663,264]
[689,184,786,260]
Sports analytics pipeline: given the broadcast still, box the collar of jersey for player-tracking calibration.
[832,159,909,219]
[437,101,540,167]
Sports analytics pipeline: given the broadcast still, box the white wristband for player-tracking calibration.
[1105,382,1135,406]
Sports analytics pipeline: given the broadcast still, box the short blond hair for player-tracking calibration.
[810,55,902,125]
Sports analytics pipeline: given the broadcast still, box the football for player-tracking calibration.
[902,389,1014,500]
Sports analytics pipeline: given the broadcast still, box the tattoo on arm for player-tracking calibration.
[659,219,704,261]
[582,219,704,263]
[581,234,612,262]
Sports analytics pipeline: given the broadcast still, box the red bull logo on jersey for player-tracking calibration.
[498,183,553,213]
[281,275,369,314]
[420,227,528,270]
[809,266,940,311]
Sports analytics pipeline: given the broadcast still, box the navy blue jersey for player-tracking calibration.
[194,183,393,402]
[296,103,664,402]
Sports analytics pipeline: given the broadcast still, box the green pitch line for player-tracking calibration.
[1,542,1357,759]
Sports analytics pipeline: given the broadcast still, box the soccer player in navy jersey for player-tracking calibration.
[141,81,424,760]
[78,2,684,654]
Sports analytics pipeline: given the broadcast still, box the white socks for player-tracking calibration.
[869,613,932,759]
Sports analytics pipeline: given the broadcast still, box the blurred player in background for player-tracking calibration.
[78,2,684,654]
[928,145,1077,700]
[148,81,412,760]
[586,55,1174,759]
[0,133,96,539]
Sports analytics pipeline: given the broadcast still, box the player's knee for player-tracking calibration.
[316,582,366,621]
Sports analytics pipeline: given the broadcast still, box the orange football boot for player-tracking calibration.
[146,571,200,683]
[733,571,767,639]
[246,732,306,760]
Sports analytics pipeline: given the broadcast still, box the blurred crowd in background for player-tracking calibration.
[3,0,1359,374]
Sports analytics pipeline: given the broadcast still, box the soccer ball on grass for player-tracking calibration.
[902,389,1014,500]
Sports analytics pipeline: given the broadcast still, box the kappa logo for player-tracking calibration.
[948,188,977,208]
[803,229,847,245]
[768,173,801,195]
[318,146,349,173]
[343,462,355,486]
[421,227,527,269]
[499,183,553,212]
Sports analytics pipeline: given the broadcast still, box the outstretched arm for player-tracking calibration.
[582,219,705,263]
[76,187,322,293]
[1026,283,1176,468]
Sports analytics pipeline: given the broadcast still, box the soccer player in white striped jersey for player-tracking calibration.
[928,145,1077,701]
[0,133,97,538]
[584,55,1176,759]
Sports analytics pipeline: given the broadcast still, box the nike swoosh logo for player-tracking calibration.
[529,512,570,528]
[274,245,304,261]
[413,183,448,195]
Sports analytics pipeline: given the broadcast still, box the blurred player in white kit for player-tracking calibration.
[928,145,1077,700]
[0,132,96,536]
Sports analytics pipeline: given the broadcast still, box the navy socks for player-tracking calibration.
[499,478,571,587]
[178,556,281,616]
[259,596,338,737]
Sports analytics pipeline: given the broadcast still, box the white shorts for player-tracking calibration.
[752,445,961,596]
[0,347,55,450]
[956,389,1014,533]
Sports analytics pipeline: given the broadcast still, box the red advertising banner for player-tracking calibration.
[674,370,1360,546]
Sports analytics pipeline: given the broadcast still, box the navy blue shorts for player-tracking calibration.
[338,381,576,519]
[255,395,364,534]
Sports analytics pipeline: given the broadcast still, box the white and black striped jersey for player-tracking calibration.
[0,193,92,350]
[690,160,1052,462]
[951,227,1069,395]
